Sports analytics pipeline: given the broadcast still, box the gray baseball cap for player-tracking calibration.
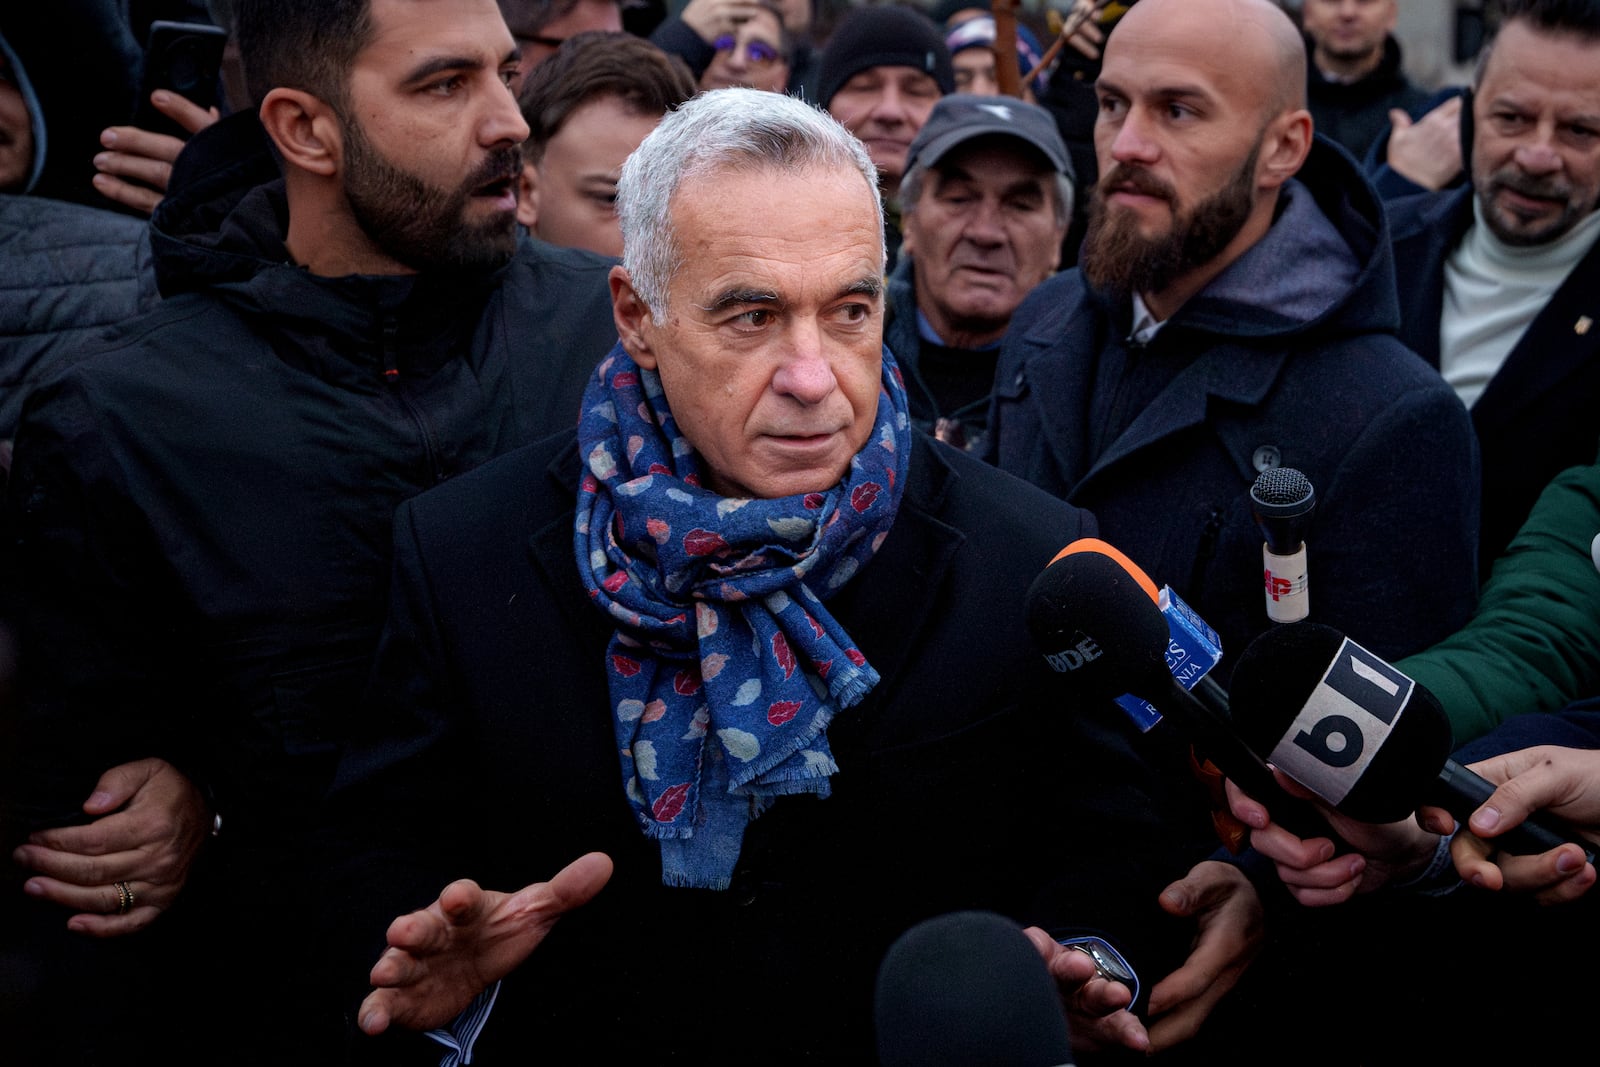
[905,93,1073,180]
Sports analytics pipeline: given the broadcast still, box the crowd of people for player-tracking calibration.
[3,0,1599,1064]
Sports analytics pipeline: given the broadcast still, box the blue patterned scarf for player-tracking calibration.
[574,342,911,889]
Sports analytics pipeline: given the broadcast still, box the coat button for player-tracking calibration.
[1252,445,1282,473]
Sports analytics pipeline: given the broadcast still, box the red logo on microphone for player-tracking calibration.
[1263,569,1307,601]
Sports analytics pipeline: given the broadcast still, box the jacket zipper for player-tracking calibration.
[380,315,446,483]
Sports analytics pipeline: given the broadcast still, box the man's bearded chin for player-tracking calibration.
[1479,164,1591,246]
[1079,187,1184,300]
[1079,152,1259,302]
[343,119,522,273]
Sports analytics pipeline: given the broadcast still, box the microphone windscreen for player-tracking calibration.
[875,911,1075,1067]
[1044,538,1161,602]
[1229,622,1454,822]
[1024,541,1172,704]
[1250,467,1315,517]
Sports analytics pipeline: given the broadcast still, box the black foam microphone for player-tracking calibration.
[1023,539,1330,839]
[1023,541,1173,705]
[875,911,1075,1067]
[1250,467,1314,624]
[1230,621,1595,860]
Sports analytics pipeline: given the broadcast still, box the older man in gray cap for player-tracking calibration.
[890,93,1073,451]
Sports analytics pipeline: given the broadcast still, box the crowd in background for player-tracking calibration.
[3,0,1600,1063]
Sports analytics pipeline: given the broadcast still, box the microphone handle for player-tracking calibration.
[1430,760,1596,863]
[1261,543,1309,624]
[1159,675,1338,844]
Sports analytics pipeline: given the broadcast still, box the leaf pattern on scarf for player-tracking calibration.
[573,343,911,889]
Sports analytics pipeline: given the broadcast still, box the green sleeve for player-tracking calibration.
[1398,451,1600,745]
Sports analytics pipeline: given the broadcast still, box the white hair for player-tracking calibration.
[617,88,884,316]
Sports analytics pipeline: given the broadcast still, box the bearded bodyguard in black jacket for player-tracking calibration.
[1,1,617,1062]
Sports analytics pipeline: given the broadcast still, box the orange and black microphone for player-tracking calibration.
[1024,538,1329,842]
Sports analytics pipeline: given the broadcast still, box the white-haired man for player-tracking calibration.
[325,87,1265,1063]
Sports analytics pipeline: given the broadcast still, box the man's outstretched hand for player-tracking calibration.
[358,851,614,1035]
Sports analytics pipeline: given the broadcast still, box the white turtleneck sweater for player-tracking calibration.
[1439,200,1600,408]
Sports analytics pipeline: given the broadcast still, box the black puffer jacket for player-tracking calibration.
[2,109,620,844]
[0,194,159,442]
[0,26,159,444]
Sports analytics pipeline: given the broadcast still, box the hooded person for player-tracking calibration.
[986,0,1479,676]
[0,29,159,450]
[0,3,142,207]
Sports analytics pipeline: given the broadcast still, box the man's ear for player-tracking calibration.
[609,265,659,370]
[517,159,540,230]
[1257,108,1313,192]
[259,87,342,178]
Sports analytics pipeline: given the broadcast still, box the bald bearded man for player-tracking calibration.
[987,0,1478,677]
[984,14,1480,1010]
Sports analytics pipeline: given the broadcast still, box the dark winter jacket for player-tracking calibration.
[0,194,159,441]
[986,137,1480,672]
[1388,183,1600,574]
[3,109,620,843]
[1306,34,1431,161]
[883,256,1002,452]
[324,431,1228,1063]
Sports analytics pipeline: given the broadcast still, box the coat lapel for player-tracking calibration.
[826,435,965,716]
[525,439,617,650]
[1389,187,1472,367]
[1072,340,1289,499]
[1016,282,1101,491]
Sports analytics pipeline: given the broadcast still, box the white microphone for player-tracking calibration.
[1251,467,1315,624]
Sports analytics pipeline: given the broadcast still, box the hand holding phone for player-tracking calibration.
[96,21,226,213]
[131,21,227,139]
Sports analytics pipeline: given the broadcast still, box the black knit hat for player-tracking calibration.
[817,5,955,108]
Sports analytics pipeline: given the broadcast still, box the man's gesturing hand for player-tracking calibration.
[358,851,614,1035]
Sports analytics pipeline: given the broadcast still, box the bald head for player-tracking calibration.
[1084,0,1315,319]
[1112,0,1306,117]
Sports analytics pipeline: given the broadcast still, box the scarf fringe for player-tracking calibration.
[829,666,878,709]
[659,869,732,891]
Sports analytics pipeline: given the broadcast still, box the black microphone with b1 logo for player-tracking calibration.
[1229,621,1595,860]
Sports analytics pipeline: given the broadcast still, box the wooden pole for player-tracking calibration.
[1024,0,1110,88]
[991,0,1024,98]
